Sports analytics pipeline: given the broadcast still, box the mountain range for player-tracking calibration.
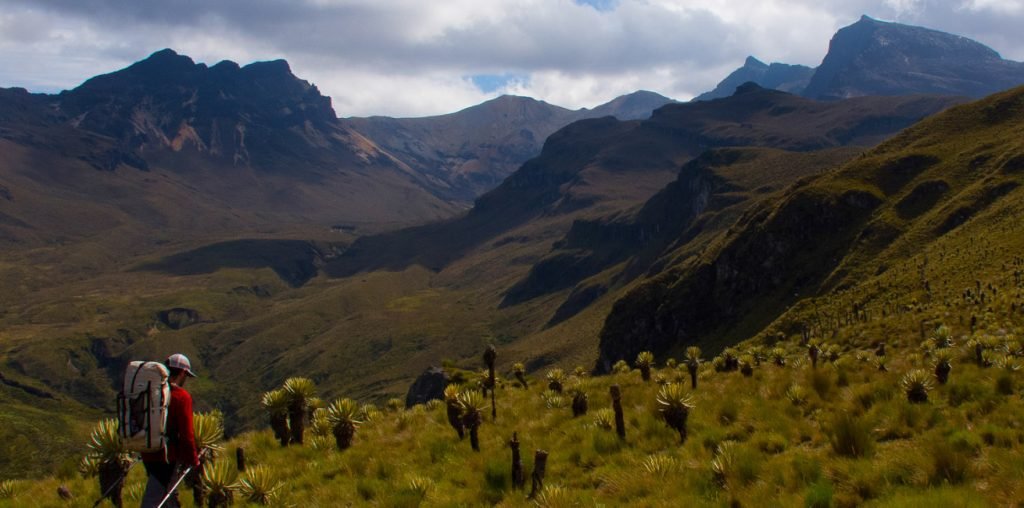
[697,16,1024,101]
[2,14,1024,478]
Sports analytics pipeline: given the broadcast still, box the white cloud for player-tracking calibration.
[1,0,1022,116]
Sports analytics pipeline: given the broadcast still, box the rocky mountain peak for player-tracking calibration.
[803,16,1020,99]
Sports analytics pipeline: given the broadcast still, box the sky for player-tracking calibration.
[1,0,1023,117]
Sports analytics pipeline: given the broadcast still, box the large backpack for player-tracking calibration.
[117,361,171,453]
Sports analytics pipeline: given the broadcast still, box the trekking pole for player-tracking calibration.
[155,448,208,508]
[91,456,141,508]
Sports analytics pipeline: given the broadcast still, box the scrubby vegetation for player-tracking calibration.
[2,324,1023,506]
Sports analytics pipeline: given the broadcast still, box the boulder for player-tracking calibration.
[405,366,449,408]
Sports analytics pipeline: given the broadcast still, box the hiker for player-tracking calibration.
[140,354,200,508]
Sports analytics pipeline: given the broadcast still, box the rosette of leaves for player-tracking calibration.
[85,418,131,508]
[902,369,934,403]
[934,324,954,348]
[261,389,291,446]
[642,454,679,477]
[823,344,841,363]
[933,350,953,384]
[546,368,565,393]
[458,390,487,452]
[283,377,317,445]
[238,465,280,505]
[685,346,702,386]
[512,362,528,388]
[807,340,821,368]
[310,407,332,438]
[443,385,465,440]
[722,347,740,371]
[387,398,404,412]
[0,480,18,499]
[542,390,567,409]
[635,351,655,382]
[656,383,695,442]
[612,360,631,375]
[966,337,987,366]
[592,409,615,431]
[771,347,786,366]
[189,410,226,505]
[711,441,737,486]
[739,355,755,377]
[785,385,808,406]
[359,404,382,423]
[568,382,588,417]
[326,398,363,450]
[202,459,238,508]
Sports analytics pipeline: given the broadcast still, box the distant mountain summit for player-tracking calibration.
[697,16,1024,101]
[803,15,1024,99]
[694,57,813,101]
[58,48,340,168]
[343,90,675,201]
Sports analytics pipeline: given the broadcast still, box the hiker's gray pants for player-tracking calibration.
[140,462,180,508]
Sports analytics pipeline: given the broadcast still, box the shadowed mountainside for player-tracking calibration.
[327,85,961,280]
[597,85,1024,371]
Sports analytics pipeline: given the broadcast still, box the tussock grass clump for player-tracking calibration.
[828,413,874,457]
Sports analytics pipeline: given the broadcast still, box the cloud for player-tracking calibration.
[1,0,1022,116]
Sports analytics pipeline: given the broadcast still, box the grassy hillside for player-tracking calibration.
[599,85,1024,368]
[3,338,1024,506]
[0,87,964,478]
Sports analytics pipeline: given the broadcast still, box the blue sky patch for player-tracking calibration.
[470,73,529,93]
[574,0,619,12]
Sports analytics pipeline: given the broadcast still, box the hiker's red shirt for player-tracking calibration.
[142,384,199,466]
